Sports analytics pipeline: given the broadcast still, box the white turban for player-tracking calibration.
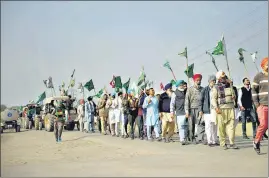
[216,70,226,80]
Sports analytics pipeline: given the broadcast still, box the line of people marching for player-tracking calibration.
[76,57,268,154]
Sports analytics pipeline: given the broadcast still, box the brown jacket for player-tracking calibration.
[97,99,108,117]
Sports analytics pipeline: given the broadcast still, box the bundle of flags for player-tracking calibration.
[43,76,54,88]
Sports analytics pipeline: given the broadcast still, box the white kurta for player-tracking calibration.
[106,99,115,124]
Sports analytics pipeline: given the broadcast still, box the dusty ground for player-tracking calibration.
[1,124,268,177]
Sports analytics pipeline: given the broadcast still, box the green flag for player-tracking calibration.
[184,63,194,78]
[140,80,149,90]
[137,71,146,86]
[163,61,172,70]
[212,39,224,55]
[114,76,122,89]
[84,79,94,92]
[95,89,104,98]
[238,48,246,63]
[70,79,75,87]
[178,47,188,58]
[171,79,176,86]
[36,91,46,104]
[123,78,130,91]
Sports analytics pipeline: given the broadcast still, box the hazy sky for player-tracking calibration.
[1,1,268,106]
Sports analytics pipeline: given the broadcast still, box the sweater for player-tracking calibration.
[158,92,171,113]
[211,85,235,109]
[184,85,203,114]
[252,72,268,106]
[170,89,186,116]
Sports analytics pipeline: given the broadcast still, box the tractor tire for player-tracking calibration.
[65,122,75,131]
[35,117,41,130]
[16,125,21,132]
[45,114,55,132]
[0,127,3,133]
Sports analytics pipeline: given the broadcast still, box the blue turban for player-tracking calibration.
[164,83,172,90]
[175,80,185,87]
[127,89,133,94]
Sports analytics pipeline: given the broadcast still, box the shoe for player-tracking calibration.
[213,143,220,146]
[181,141,186,145]
[157,137,162,142]
[140,137,143,140]
[58,138,62,142]
[56,139,58,142]
[223,144,228,150]
[229,144,239,149]
[121,135,124,138]
[253,141,260,154]
[92,130,95,133]
[116,135,120,137]
[192,139,197,145]
[208,143,214,147]
[243,135,249,139]
[131,136,134,140]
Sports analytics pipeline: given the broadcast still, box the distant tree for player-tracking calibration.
[1,104,7,112]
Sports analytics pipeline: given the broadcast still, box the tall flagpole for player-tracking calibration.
[206,51,219,72]
[222,35,235,104]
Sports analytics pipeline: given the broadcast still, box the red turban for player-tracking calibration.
[261,57,268,69]
[193,74,202,81]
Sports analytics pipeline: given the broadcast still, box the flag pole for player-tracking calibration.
[206,51,219,71]
[222,35,235,105]
[253,62,260,72]
[170,68,177,80]
[186,56,190,86]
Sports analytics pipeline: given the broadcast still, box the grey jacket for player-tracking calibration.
[185,85,203,114]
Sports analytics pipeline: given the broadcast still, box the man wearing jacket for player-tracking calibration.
[253,57,268,154]
[200,75,218,146]
[170,80,188,145]
[185,74,204,144]
[211,70,238,150]
[137,91,146,140]
[159,83,175,143]
[238,78,257,139]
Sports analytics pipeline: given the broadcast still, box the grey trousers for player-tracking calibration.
[188,108,206,141]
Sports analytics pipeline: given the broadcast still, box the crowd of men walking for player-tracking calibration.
[76,57,268,154]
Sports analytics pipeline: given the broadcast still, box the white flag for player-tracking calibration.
[251,51,258,62]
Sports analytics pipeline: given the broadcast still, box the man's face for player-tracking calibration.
[149,89,155,96]
[244,78,250,85]
[183,84,187,90]
[165,88,172,94]
[146,89,150,95]
[195,78,202,86]
[209,80,216,87]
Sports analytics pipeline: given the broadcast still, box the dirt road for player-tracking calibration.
[1,128,268,177]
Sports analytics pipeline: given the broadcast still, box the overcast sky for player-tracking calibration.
[1,1,268,106]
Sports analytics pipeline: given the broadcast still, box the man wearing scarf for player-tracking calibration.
[159,83,175,143]
[238,78,257,139]
[185,74,204,144]
[200,75,218,147]
[170,80,188,145]
[143,88,162,141]
[211,70,238,150]
[253,57,268,154]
